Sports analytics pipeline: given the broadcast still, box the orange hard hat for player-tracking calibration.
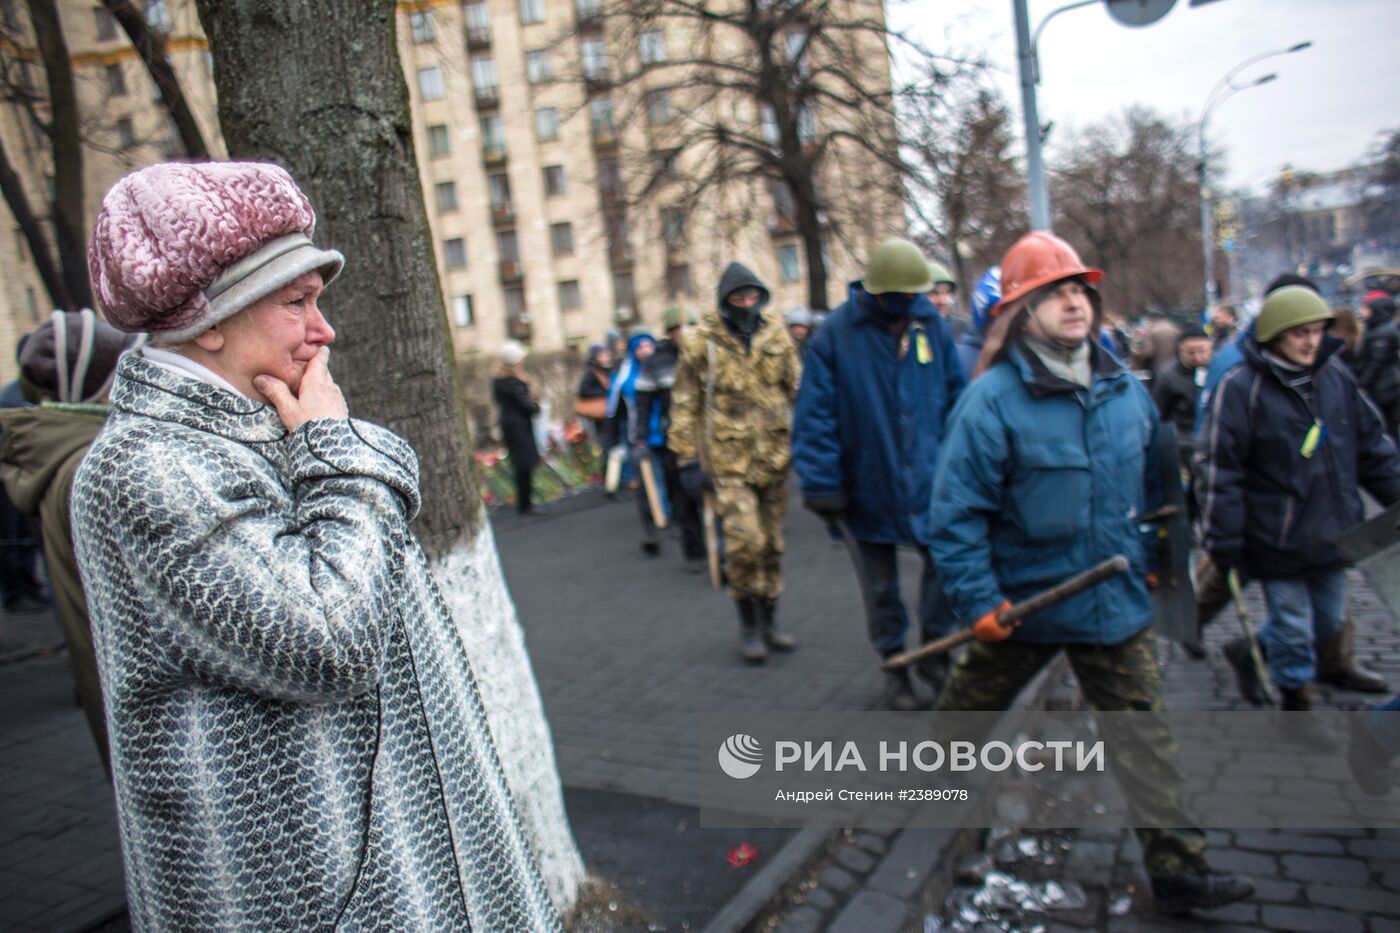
[990,232,1103,316]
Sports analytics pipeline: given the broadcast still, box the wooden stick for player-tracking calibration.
[638,453,667,529]
[882,555,1131,670]
[703,491,721,590]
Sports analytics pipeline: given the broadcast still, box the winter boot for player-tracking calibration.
[1348,711,1396,797]
[914,652,951,701]
[736,599,767,665]
[1222,636,1271,707]
[758,598,796,652]
[1151,871,1254,916]
[883,667,927,712]
[1277,685,1339,751]
[640,530,661,557]
[1316,617,1389,693]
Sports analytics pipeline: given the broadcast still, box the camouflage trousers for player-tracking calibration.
[936,626,1209,878]
[714,478,787,601]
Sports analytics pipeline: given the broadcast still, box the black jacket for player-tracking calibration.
[1356,306,1400,414]
[635,338,679,448]
[1153,358,1202,458]
[1199,336,1400,578]
[493,371,540,469]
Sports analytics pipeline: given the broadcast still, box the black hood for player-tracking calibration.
[716,262,770,311]
[1368,296,1396,325]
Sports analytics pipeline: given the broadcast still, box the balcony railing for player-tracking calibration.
[491,202,515,225]
[466,26,491,49]
[483,144,507,165]
[499,259,524,281]
[474,86,500,110]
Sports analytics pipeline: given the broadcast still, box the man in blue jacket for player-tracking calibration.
[794,239,966,710]
[929,231,1253,916]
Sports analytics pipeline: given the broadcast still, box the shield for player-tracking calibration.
[1337,502,1400,622]
[1146,422,1200,651]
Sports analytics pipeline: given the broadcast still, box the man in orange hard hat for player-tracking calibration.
[928,231,1255,916]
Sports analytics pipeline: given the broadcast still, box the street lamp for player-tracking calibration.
[1197,41,1312,309]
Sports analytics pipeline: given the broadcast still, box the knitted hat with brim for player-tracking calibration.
[87,161,343,344]
[19,309,148,403]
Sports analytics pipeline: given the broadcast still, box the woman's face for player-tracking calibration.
[218,271,334,399]
[634,340,655,361]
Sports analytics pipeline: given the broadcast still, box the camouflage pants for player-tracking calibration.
[936,626,1209,878]
[714,478,787,601]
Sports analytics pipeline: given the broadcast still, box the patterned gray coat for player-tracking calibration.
[72,353,563,932]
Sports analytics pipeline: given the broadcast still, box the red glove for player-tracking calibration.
[973,600,1015,642]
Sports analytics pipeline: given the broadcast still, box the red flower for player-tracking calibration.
[727,843,758,868]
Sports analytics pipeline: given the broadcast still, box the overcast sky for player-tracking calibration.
[889,0,1400,193]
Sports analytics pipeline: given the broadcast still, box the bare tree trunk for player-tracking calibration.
[0,134,73,310]
[101,0,210,159]
[192,0,583,911]
[26,0,92,309]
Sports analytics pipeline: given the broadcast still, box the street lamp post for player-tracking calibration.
[1197,41,1311,310]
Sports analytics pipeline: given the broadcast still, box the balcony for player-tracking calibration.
[608,247,633,270]
[482,144,507,166]
[491,202,515,225]
[592,129,618,151]
[499,259,524,282]
[466,26,491,50]
[474,86,500,110]
[768,212,800,235]
[576,11,603,32]
[507,314,532,341]
[583,70,611,92]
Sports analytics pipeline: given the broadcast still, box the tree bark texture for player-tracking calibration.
[26,0,92,309]
[101,0,211,159]
[0,133,73,310]
[194,0,481,555]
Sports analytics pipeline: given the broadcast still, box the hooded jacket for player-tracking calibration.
[1356,297,1400,415]
[793,282,965,544]
[1199,334,1400,578]
[494,366,541,469]
[71,353,561,932]
[929,339,1160,645]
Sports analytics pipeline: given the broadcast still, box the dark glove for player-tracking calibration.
[1207,551,1239,574]
[678,460,712,500]
[803,494,849,520]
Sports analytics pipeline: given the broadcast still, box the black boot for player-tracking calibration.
[914,653,951,701]
[1223,636,1271,707]
[640,528,660,556]
[1317,620,1390,693]
[883,667,927,712]
[758,598,795,652]
[1348,711,1396,797]
[736,599,767,665]
[1151,871,1254,916]
[1277,685,1339,751]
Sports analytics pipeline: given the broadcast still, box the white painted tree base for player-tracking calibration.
[431,525,586,914]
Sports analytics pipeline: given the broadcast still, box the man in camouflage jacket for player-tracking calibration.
[671,263,801,663]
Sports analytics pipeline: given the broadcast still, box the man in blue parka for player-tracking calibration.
[793,239,966,710]
[929,231,1254,917]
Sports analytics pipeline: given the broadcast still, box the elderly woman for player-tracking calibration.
[76,162,561,931]
[493,339,542,515]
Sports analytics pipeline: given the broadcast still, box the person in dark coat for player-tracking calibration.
[1200,285,1400,749]
[1355,291,1400,440]
[637,305,705,568]
[0,340,48,613]
[792,239,965,710]
[1153,323,1212,472]
[575,343,612,440]
[493,340,543,515]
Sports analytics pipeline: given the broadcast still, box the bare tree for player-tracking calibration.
[192,0,584,910]
[1362,127,1400,247]
[568,0,940,309]
[99,0,211,158]
[904,77,1024,300]
[1049,106,1204,315]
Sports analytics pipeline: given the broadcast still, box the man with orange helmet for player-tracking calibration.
[928,231,1254,916]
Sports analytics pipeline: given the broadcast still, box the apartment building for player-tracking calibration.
[0,0,900,381]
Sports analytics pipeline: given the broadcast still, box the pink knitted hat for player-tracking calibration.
[88,162,344,342]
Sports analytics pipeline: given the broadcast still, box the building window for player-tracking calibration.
[498,229,520,263]
[613,272,635,312]
[106,63,127,96]
[661,207,685,248]
[778,244,801,282]
[427,123,450,158]
[526,50,552,83]
[559,280,582,310]
[417,66,444,101]
[785,31,809,78]
[639,30,666,64]
[410,10,435,42]
[144,0,169,32]
[435,181,459,213]
[443,237,467,269]
[576,0,602,18]
[481,115,505,158]
[580,38,607,81]
[652,149,679,181]
[452,294,474,327]
[464,1,490,42]
[471,56,497,94]
[535,107,559,142]
[116,117,136,149]
[770,177,797,222]
[488,172,512,212]
[665,263,692,296]
[797,104,816,144]
[505,285,527,318]
[598,157,622,199]
[95,8,117,40]
[645,89,670,125]
[590,97,615,143]
[519,0,545,24]
[760,104,779,145]
[551,222,574,256]
[543,165,566,197]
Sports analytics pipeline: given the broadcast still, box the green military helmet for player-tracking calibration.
[662,303,698,332]
[865,238,933,296]
[1254,285,1334,342]
[927,260,956,290]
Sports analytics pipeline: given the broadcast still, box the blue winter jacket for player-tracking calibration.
[1194,321,1252,434]
[793,284,966,544]
[929,341,1160,644]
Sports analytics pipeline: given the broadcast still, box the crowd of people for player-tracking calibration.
[1,155,1397,927]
